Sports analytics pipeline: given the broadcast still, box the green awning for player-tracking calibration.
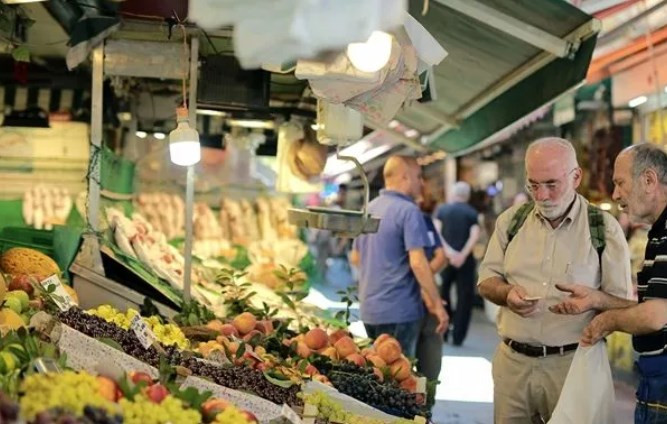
[399,0,600,153]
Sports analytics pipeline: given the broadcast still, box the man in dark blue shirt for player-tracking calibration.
[351,156,448,357]
[435,181,480,346]
[551,143,667,423]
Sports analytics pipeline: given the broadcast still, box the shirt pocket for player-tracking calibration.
[565,263,598,287]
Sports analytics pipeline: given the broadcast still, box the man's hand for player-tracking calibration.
[581,311,615,346]
[506,285,539,317]
[549,283,600,315]
[434,305,450,335]
[448,251,466,268]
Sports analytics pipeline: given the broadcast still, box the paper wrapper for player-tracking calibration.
[181,375,284,423]
[54,323,159,378]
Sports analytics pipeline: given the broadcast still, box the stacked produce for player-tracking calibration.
[22,185,73,230]
[134,192,184,241]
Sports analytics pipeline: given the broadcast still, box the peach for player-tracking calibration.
[255,320,274,335]
[216,335,230,345]
[377,339,402,364]
[219,323,240,338]
[313,374,331,385]
[206,319,225,334]
[96,376,119,402]
[304,328,329,350]
[361,347,374,357]
[328,329,350,345]
[319,346,338,361]
[232,312,257,335]
[345,353,366,367]
[399,376,417,393]
[243,330,263,343]
[366,354,387,368]
[334,336,358,358]
[389,357,412,381]
[373,367,385,383]
[304,364,319,376]
[373,333,393,348]
[296,341,312,359]
[227,341,240,354]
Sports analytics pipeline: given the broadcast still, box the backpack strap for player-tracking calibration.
[507,202,535,244]
[587,204,606,269]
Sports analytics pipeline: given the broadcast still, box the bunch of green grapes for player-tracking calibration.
[119,394,201,424]
[19,371,118,420]
[302,392,415,424]
[87,305,132,329]
[212,406,252,424]
[87,306,189,350]
[144,315,189,350]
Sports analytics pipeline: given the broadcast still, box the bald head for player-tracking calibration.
[526,137,578,171]
[383,155,423,199]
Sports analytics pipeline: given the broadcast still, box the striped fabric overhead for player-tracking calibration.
[0,85,90,113]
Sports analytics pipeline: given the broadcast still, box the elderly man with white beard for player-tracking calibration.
[477,137,633,423]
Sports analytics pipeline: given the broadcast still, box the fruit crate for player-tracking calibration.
[0,227,55,257]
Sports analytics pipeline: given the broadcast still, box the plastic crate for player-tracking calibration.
[0,227,55,257]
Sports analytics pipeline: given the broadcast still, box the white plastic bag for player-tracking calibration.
[548,343,615,424]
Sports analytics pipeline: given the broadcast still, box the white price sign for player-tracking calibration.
[130,314,157,349]
[281,404,302,424]
[40,275,74,312]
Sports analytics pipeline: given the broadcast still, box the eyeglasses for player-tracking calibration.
[525,168,577,194]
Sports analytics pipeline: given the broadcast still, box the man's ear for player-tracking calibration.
[644,168,659,191]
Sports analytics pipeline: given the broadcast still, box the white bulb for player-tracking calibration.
[153,132,166,140]
[169,141,201,166]
[346,31,393,73]
[136,130,147,138]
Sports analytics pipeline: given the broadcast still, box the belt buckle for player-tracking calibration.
[542,346,547,358]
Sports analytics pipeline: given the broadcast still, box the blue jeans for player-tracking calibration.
[635,354,667,424]
[364,319,422,358]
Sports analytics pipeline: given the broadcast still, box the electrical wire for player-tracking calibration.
[180,23,188,110]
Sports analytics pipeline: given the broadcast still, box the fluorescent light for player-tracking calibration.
[227,119,275,129]
[197,109,228,117]
[1,0,47,3]
[169,108,201,166]
[117,112,132,122]
[628,96,647,108]
[311,123,323,131]
[599,202,612,211]
[135,131,147,138]
[404,128,419,138]
[153,132,166,140]
[347,31,393,73]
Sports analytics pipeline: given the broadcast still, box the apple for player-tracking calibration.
[129,371,153,386]
[144,383,169,404]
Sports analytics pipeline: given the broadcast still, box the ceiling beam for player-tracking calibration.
[435,0,577,58]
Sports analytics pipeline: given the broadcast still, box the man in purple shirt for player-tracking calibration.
[351,156,448,356]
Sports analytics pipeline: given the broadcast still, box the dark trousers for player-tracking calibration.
[364,320,422,358]
[635,354,667,423]
[440,256,476,345]
[416,313,443,381]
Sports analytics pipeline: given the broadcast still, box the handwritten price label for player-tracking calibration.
[130,314,157,349]
[40,275,74,312]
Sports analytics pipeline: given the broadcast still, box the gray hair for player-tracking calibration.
[629,143,667,185]
[452,181,471,201]
[527,137,579,169]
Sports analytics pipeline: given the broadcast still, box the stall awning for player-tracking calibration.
[400,0,600,153]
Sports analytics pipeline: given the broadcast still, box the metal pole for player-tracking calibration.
[182,37,199,302]
[183,165,195,302]
[89,45,103,231]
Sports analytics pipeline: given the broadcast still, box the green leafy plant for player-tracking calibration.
[335,286,358,327]
[274,266,309,332]
[215,268,262,317]
[173,300,216,327]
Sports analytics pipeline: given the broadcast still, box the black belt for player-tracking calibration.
[504,339,578,358]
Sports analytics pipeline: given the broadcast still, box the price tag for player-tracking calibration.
[416,376,427,394]
[40,275,74,312]
[130,314,157,349]
[281,404,302,424]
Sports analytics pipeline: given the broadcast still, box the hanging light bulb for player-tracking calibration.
[346,31,393,73]
[169,108,200,166]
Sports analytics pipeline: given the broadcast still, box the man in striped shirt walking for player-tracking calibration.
[551,143,667,423]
